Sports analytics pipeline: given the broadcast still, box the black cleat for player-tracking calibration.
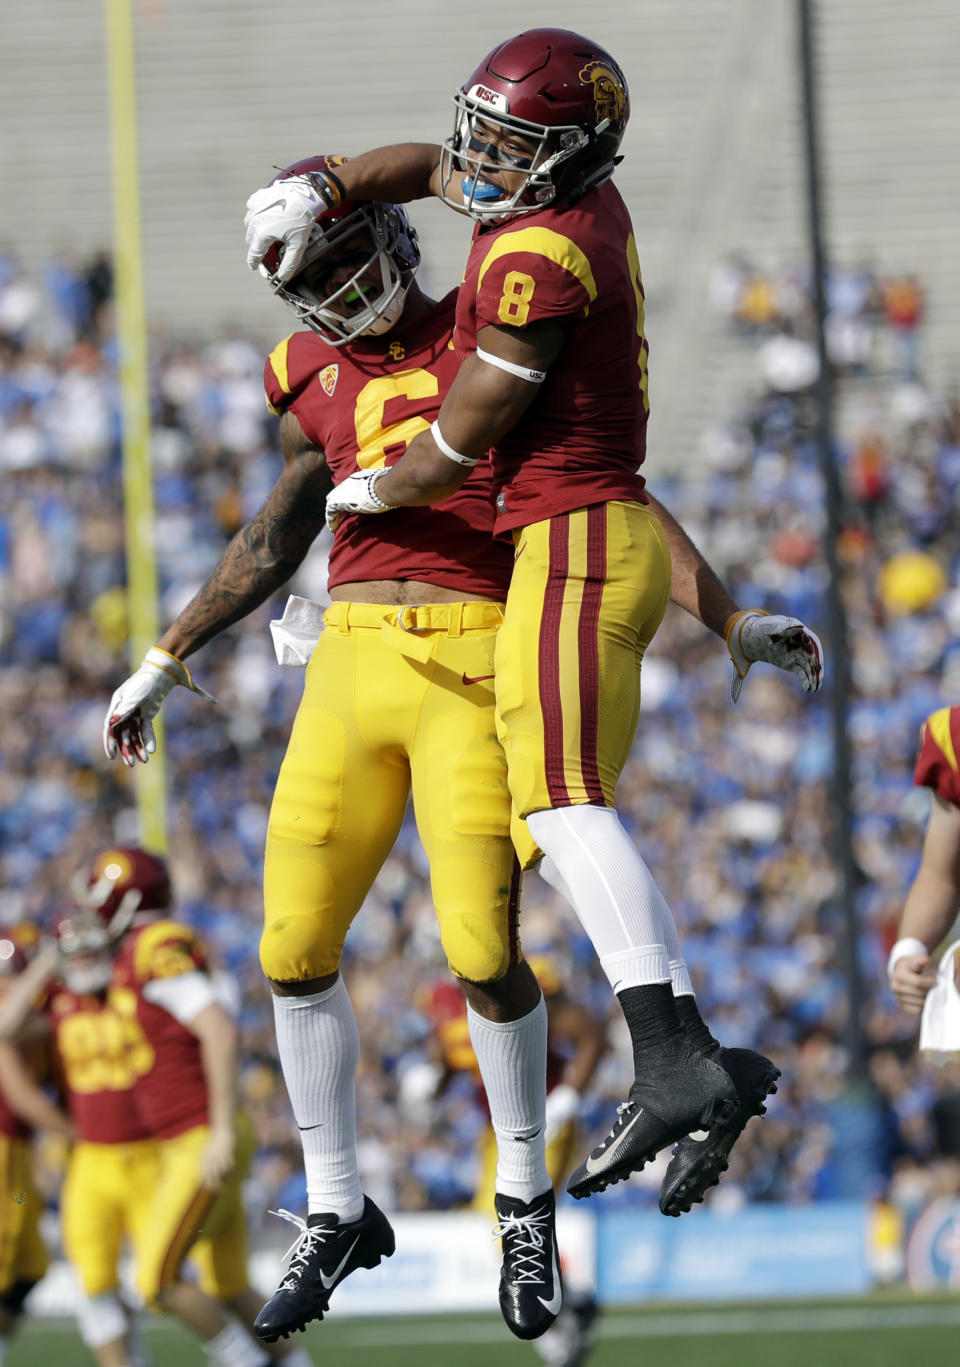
[566,1045,737,1200]
[254,1197,395,1341]
[494,1189,563,1340]
[658,1047,780,1217]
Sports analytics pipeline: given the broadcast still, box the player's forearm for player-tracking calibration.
[897,867,960,951]
[646,493,738,637]
[0,1046,71,1138]
[0,949,56,1041]
[333,143,442,205]
[194,1008,239,1131]
[158,501,321,660]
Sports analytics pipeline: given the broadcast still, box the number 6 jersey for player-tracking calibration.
[264,289,513,599]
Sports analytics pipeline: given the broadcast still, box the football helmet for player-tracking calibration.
[440,28,630,222]
[260,155,421,346]
[72,846,171,941]
[55,913,114,995]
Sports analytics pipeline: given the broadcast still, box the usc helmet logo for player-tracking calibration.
[579,60,628,128]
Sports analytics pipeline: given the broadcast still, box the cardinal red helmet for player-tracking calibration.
[260,155,421,345]
[72,846,171,940]
[440,28,630,222]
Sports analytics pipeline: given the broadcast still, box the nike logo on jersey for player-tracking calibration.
[584,1107,646,1173]
[318,1235,360,1289]
[537,1244,562,1316]
[462,673,495,686]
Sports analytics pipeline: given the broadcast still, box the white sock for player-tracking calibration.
[539,850,693,996]
[467,996,550,1201]
[204,1319,269,1367]
[272,977,364,1222]
[527,805,682,992]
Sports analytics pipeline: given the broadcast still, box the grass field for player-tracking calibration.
[10,1295,960,1367]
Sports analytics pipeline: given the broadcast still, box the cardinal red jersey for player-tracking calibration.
[264,290,513,597]
[454,180,650,533]
[45,987,152,1144]
[914,706,960,807]
[110,921,211,1140]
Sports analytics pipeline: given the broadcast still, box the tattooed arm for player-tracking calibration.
[157,413,331,661]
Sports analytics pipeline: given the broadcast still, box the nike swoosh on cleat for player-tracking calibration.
[462,673,495,685]
[318,1235,360,1289]
[687,1129,710,1141]
[584,1108,645,1174]
[537,1245,562,1316]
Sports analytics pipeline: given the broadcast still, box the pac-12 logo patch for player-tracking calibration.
[318,364,339,397]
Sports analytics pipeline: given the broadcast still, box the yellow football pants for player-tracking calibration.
[262,601,522,985]
[135,1117,254,1307]
[61,1139,159,1297]
[495,501,671,841]
[0,1133,48,1294]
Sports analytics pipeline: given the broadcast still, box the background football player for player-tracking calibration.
[889,705,960,1016]
[0,850,311,1367]
[0,929,62,1367]
[244,29,821,1219]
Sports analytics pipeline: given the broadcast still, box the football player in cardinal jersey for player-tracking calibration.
[105,161,563,1344]
[244,31,822,1218]
[0,850,311,1367]
[889,706,960,1017]
[0,930,61,1365]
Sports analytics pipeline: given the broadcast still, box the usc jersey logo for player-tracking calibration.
[318,364,339,397]
[579,60,628,126]
[388,342,406,361]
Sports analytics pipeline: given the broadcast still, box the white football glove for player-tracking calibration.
[325,468,392,533]
[543,1082,580,1144]
[103,647,215,767]
[244,175,336,281]
[725,609,824,703]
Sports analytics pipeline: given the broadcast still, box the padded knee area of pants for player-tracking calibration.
[260,912,342,983]
[439,896,512,983]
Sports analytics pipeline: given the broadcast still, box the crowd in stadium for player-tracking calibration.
[2,242,960,1255]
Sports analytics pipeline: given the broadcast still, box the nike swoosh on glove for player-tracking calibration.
[325,468,392,533]
[103,647,215,767]
[244,175,335,281]
[724,609,824,703]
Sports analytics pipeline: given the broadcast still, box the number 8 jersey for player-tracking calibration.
[454,179,651,534]
[264,288,513,600]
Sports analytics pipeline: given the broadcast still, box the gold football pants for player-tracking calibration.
[262,601,522,985]
[495,501,671,847]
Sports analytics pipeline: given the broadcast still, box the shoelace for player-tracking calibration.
[492,1205,553,1285]
[269,1208,331,1291]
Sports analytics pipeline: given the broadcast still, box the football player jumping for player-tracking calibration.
[243,27,822,1227]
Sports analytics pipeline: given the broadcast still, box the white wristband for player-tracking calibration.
[475,346,547,384]
[887,936,929,981]
[429,420,479,467]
